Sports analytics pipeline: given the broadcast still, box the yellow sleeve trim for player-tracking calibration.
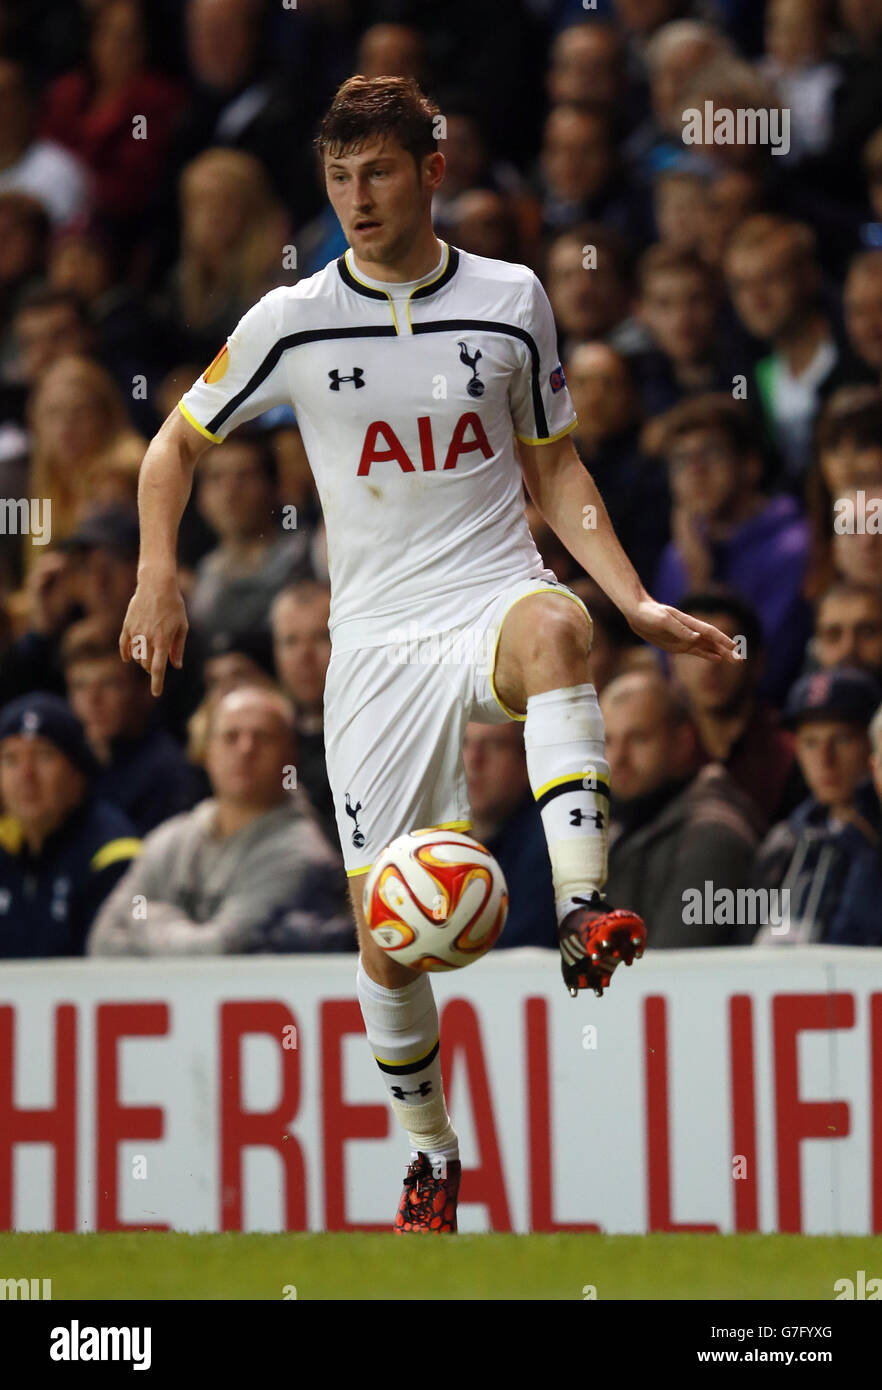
[177,400,224,443]
[516,416,578,447]
[90,837,142,873]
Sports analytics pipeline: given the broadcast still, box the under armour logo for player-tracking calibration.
[329,367,365,390]
[457,341,484,398]
[345,791,365,848]
[390,1081,433,1100]
[570,807,604,829]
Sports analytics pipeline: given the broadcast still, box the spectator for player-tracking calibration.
[750,667,882,943]
[758,0,841,166]
[652,168,709,254]
[545,224,650,359]
[537,105,651,241]
[724,216,843,486]
[804,389,882,598]
[154,147,291,365]
[355,23,427,85]
[38,0,186,234]
[0,59,90,225]
[0,692,140,956]
[625,18,733,182]
[88,686,347,953]
[270,579,336,846]
[830,487,882,589]
[46,217,165,434]
[670,588,803,830]
[25,355,144,559]
[632,245,734,416]
[62,618,198,833]
[446,190,526,264]
[184,626,277,770]
[843,249,882,385]
[463,721,557,949]
[546,21,633,135]
[602,670,762,946]
[650,394,813,701]
[811,579,882,682]
[188,427,311,644]
[699,166,765,267]
[566,340,671,584]
[8,287,94,400]
[0,192,50,372]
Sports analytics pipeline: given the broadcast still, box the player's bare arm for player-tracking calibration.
[518,433,739,663]
[119,407,213,696]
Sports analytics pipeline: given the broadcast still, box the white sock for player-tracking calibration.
[524,682,610,924]
[356,960,459,1163]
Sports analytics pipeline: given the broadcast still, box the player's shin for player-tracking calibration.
[524,682,610,924]
[356,960,459,1163]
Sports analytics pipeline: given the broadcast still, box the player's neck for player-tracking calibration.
[350,230,444,285]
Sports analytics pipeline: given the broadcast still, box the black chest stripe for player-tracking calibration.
[205,315,546,440]
[206,325,397,435]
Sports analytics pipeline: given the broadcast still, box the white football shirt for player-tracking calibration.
[179,240,578,651]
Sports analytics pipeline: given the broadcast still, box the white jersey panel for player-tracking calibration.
[178,245,578,649]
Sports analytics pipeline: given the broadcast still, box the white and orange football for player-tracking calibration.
[363,828,509,971]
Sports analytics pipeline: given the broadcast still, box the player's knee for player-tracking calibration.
[521,595,592,665]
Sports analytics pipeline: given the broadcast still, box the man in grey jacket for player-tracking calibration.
[602,670,763,947]
[88,686,351,954]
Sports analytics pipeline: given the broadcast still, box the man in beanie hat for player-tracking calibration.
[0,693,141,956]
[749,668,882,944]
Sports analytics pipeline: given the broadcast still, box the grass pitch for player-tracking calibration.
[1,1232,879,1300]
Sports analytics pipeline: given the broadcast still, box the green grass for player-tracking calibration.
[1,1232,880,1300]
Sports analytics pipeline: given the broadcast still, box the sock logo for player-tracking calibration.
[390,1081,433,1100]
[570,807,604,828]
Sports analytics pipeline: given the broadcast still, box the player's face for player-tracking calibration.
[815,595,882,673]
[272,593,331,708]
[324,138,436,268]
[794,720,870,808]
[0,736,86,833]
[205,696,294,807]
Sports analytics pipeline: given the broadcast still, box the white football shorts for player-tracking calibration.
[323,571,591,875]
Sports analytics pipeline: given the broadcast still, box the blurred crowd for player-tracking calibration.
[2,0,882,957]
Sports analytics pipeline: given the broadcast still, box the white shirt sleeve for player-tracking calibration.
[508,271,578,445]
[177,290,292,442]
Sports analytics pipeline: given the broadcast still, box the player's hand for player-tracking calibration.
[119,569,189,697]
[625,597,740,662]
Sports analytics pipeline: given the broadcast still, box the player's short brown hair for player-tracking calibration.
[315,75,441,168]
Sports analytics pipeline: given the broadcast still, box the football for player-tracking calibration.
[364,827,509,971]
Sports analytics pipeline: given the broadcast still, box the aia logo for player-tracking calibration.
[357,411,493,475]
